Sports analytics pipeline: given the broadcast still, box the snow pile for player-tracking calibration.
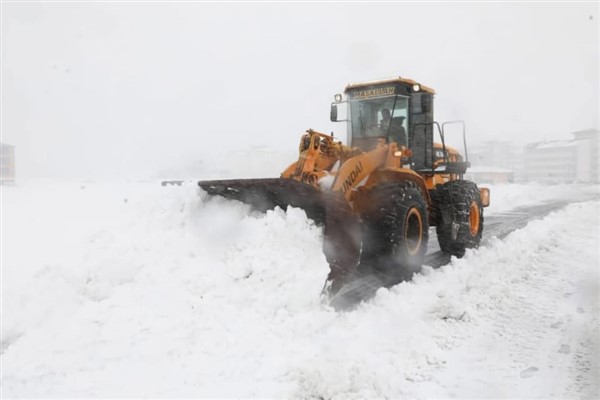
[296,200,599,399]
[2,182,329,397]
[2,181,598,398]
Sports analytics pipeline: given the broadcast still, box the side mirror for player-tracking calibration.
[330,104,338,122]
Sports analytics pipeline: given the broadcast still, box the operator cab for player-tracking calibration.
[331,77,435,170]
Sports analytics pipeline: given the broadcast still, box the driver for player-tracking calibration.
[389,116,407,146]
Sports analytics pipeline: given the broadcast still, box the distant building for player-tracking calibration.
[523,140,577,183]
[468,141,520,171]
[572,129,599,183]
[468,140,522,182]
[522,129,599,183]
[464,166,514,185]
[0,143,16,184]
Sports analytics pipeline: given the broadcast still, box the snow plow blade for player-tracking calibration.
[198,178,327,224]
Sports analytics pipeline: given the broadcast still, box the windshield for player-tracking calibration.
[348,95,409,145]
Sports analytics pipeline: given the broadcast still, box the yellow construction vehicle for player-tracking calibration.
[199,76,489,295]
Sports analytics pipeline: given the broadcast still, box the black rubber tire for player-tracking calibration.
[358,182,429,284]
[432,180,484,257]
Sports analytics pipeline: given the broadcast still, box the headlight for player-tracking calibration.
[334,93,343,102]
[412,84,421,92]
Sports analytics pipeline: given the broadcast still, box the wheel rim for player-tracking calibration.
[469,201,480,236]
[404,207,423,256]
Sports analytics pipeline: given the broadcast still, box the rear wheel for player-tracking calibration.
[358,182,429,284]
[432,180,483,257]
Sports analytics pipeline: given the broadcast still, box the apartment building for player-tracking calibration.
[522,129,599,183]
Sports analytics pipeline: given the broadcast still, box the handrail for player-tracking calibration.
[441,120,468,163]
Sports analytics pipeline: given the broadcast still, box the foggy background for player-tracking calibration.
[2,2,598,180]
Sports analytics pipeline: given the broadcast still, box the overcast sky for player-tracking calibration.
[2,2,598,179]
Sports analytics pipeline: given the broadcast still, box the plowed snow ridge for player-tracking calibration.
[1,182,599,398]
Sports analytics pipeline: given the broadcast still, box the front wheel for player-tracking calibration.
[358,182,429,284]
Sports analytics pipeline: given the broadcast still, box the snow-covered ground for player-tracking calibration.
[1,180,599,398]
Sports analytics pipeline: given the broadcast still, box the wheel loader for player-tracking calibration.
[198,77,490,296]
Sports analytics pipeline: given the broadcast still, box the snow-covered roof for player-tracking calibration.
[529,140,575,150]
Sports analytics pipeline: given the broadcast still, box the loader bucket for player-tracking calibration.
[198,178,327,224]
